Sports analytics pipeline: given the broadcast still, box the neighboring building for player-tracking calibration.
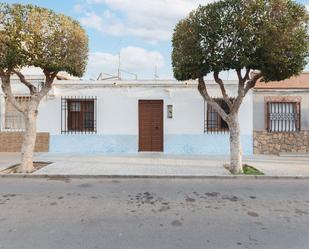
[253,73,309,154]
[2,73,308,156]
[0,77,253,155]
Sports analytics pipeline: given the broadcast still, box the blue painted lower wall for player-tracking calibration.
[165,134,253,155]
[50,134,253,155]
[50,135,138,154]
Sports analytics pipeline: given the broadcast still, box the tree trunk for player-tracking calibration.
[19,101,38,173]
[228,113,243,174]
[1,71,56,173]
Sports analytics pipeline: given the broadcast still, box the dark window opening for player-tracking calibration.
[205,98,231,133]
[61,97,97,134]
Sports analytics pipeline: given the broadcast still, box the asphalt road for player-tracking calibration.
[0,177,308,249]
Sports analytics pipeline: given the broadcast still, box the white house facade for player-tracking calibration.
[0,77,254,155]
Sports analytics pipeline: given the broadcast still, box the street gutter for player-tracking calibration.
[1,174,309,180]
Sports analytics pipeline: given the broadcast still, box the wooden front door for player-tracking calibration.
[139,100,164,152]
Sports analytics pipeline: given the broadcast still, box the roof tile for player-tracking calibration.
[254,73,309,89]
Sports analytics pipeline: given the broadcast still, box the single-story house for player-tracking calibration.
[0,73,308,155]
[253,73,309,154]
[0,76,253,155]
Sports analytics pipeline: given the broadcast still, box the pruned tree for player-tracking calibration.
[172,0,309,173]
[0,4,88,173]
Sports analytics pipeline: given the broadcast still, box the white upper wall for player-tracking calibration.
[0,79,253,136]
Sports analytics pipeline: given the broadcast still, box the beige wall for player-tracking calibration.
[253,90,309,131]
[0,132,49,152]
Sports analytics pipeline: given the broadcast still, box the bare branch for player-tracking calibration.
[12,70,37,95]
[34,70,58,102]
[231,68,254,113]
[198,76,229,121]
[244,72,263,95]
[244,68,250,81]
[213,71,233,108]
[236,68,245,102]
[231,95,244,114]
[236,69,243,83]
[231,71,263,113]
[0,74,25,114]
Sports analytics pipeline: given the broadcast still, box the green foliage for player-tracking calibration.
[172,0,309,82]
[224,164,264,175]
[242,165,264,175]
[0,3,28,69]
[172,12,207,80]
[0,3,88,77]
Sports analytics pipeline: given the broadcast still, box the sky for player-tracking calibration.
[5,0,309,80]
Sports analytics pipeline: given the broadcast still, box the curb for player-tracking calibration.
[1,174,309,180]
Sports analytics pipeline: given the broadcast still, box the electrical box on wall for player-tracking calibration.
[167,105,173,119]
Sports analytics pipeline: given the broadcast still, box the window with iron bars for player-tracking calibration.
[5,96,31,131]
[204,98,231,133]
[61,97,97,134]
[266,101,300,132]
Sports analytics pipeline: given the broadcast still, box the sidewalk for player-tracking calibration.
[0,153,21,171]
[34,153,231,176]
[1,152,309,177]
[243,156,309,177]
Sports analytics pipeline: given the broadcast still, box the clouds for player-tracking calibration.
[80,10,125,36]
[86,0,105,3]
[86,46,165,79]
[77,0,215,42]
[76,0,308,79]
[18,47,165,80]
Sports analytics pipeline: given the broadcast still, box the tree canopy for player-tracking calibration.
[0,3,88,77]
[172,0,309,82]
[172,0,309,174]
[0,3,89,173]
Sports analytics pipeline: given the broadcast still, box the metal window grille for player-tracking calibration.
[204,98,230,134]
[61,96,97,134]
[4,96,31,131]
[267,102,300,132]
